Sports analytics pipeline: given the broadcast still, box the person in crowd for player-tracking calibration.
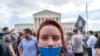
[32,32,37,37]
[2,27,16,56]
[67,32,74,56]
[2,27,10,41]
[37,19,67,56]
[17,32,25,48]
[82,31,89,56]
[18,28,38,56]
[72,29,83,56]
[95,33,99,39]
[10,29,17,44]
[94,36,100,56]
[13,32,25,56]
[2,27,9,33]
[10,29,18,55]
[87,30,97,56]
[0,39,11,56]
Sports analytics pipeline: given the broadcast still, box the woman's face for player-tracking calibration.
[39,25,62,47]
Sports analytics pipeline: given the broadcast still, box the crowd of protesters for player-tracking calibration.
[0,19,100,56]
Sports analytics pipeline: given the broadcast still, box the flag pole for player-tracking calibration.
[86,0,88,33]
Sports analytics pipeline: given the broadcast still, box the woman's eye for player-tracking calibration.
[41,37,48,41]
[53,37,60,41]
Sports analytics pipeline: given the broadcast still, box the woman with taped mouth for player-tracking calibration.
[37,19,67,56]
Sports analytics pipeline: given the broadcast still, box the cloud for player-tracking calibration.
[88,19,100,25]
[40,0,94,7]
[0,0,98,19]
[46,3,85,13]
[0,4,12,24]
[88,10,100,20]
[0,0,45,18]
[39,0,70,6]
[61,18,77,23]
[39,0,95,13]
[0,0,99,31]
[89,0,100,11]
[61,17,100,31]
[6,0,42,18]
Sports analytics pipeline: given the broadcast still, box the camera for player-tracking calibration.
[0,32,11,42]
[0,33,4,39]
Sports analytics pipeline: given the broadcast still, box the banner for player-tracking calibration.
[75,15,86,32]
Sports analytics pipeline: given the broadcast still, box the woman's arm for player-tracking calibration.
[18,48,23,56]
[96,48,100,56]
[6,35,16,56]
[60,53,65,56]
[6,43,16,56]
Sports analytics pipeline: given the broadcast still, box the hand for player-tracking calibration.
[5,35,11,43]
[20,54,23,56]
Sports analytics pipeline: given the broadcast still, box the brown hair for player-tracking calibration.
[10,29,15,33]
[67,32,73,36]
[88,30,93,35]
[37,19,66,50]
[73,29,78,34]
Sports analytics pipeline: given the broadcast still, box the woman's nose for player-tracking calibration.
[47,38,54,47]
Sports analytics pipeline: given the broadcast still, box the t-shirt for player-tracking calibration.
[83,35,89,48]
[0,39,11,56]
[67,44,73,54]
[72,34,83,53]
[18,36,38,56]
[11,34,17,42]
[87,35,97,48]
[67,38,73,54]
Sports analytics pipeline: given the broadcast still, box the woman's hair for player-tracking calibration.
[95,33,98,38]
[97,37,100,42]
[10,29,15,34]
[37,19,66,50]
[18,32,23,39]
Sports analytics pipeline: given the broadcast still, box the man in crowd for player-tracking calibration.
[0,39,11,56]
[18,28,39,56]
[72,29,83,56]
[1,27,15,56]
[87,30,97,56]
[82,31,89,56]
[10,29,18,56]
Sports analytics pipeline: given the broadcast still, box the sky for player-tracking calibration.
[0,0,100,31]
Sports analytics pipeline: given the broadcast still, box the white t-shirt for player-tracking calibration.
[87,35,97,48]
[67,38,73,54]
[72,34,83,53]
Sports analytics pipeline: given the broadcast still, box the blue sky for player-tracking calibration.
[0,0,100,31]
